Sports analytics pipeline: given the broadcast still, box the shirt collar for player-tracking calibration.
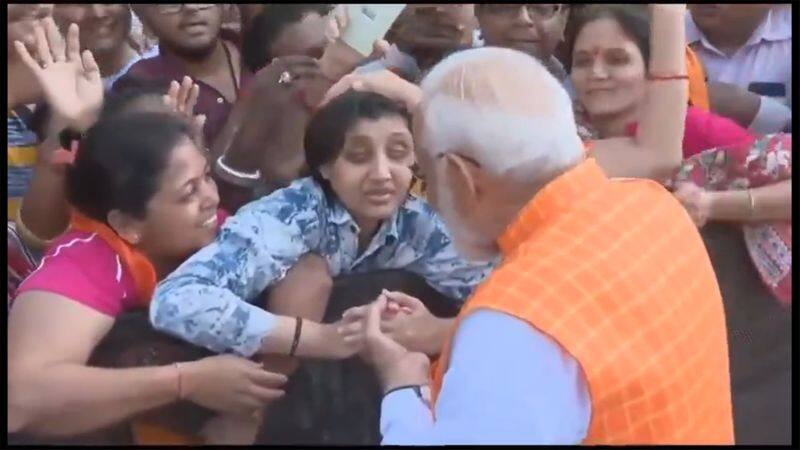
[685,13,703,45]
[497,158,608,255]
[687,8,791,55]
[758,8,792,42]
[328,197,403,243]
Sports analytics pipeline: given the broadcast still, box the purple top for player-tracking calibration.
[112,31,253,145]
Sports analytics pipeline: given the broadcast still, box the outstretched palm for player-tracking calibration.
[14,18,103,132]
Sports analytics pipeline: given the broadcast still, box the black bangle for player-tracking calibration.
[288,317,303,357]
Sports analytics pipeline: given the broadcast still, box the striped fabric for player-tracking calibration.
[7,110,39,221]
[7,223,38,310]
[430,159,734,444]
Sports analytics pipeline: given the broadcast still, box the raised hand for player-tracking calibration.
[221,56,331,181]
[13,18,103,133]
[320,68,422,111]
[164,76,207,148]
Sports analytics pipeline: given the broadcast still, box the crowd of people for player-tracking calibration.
[6,3,792,445]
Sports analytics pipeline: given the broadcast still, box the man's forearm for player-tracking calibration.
[707,81,761,128]
[749,96,792,134]
[319,39,366,81]
[426,317,455,356]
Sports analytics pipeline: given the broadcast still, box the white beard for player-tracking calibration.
[435,184,500,263]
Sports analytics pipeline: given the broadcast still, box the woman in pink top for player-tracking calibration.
[8,110,288,443]
[566,5,792,305]
[567,5,755,157]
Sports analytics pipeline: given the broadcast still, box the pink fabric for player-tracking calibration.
[624,106,756,158]
[14,210,231,317]
[16,230,138,317]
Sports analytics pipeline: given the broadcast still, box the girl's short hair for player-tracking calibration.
[303,90,412,197]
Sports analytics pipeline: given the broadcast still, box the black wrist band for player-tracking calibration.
[288,317,303,357]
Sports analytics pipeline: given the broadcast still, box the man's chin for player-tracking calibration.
[171,39,218,60]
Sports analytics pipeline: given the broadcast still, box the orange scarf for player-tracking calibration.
[70,212,203,444]
[70,211,157,305]
[686,47,710,111]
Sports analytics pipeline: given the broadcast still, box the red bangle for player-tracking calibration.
[647,73,689,81]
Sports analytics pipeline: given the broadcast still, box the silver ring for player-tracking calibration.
[278,71,293,85]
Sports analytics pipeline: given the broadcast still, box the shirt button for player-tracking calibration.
[217,97,224,104]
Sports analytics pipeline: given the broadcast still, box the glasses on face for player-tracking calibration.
[485,4,563,21]
[154,4,215,15]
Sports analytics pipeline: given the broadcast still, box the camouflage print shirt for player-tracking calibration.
[150,177,495,356]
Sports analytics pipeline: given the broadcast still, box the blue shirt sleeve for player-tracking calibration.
[149,182,326,357]
[404,204,495,302]
[380,309,591,445]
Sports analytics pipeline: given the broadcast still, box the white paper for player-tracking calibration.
[340,4,406,57]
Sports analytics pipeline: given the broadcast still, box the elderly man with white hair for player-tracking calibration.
[333,4,734,445]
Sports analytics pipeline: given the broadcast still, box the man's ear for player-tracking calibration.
[441,152,485,218]
[107,210,144,246]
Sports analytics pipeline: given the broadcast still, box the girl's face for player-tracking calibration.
[570,17,647,119]
[321,116,415,230]
[137,137,220,262]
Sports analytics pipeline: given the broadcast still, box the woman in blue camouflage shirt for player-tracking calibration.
[150,90,493,362]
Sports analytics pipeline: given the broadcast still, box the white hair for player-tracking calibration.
[418,47,583,184]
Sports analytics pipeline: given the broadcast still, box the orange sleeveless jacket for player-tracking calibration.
[686,47,710,111]
[430,159,733,444]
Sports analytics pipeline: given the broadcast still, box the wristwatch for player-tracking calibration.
[384,384,431,409]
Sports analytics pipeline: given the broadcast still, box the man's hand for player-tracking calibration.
[13,18,103,133]
[380,291,452,356]
[339,295,430,393]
